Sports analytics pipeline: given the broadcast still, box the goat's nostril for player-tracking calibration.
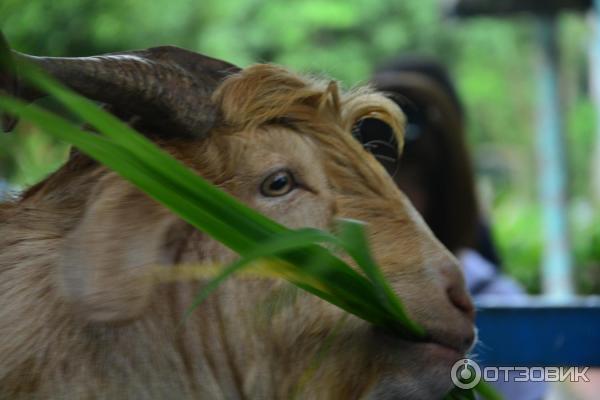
[438,260,476,321]
[447,284,475,321]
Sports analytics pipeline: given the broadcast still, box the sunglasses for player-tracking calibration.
[351,117,401,178]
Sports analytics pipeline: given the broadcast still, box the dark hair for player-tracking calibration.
[374,55,465,118]
[371,56,479,253]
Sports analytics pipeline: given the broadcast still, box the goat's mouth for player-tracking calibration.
[413,341,463,364]
[366,328,473,400]
[425,328,476,358]
[371,326,474,363]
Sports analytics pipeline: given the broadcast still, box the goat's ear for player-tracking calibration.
[58,175,185,323]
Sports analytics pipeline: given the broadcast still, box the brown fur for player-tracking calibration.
[0,64,474,399]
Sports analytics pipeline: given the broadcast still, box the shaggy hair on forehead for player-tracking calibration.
[211,64,407,196]
[214,64,405,139]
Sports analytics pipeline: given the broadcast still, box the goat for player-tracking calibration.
[0,41,475,400]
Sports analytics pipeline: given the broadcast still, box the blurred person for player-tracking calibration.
[362,56,547,400]
[368,55,520,297]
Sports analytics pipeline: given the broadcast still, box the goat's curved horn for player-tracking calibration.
[1,33,240,137]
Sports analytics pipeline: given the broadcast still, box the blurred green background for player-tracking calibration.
[1,0,599,294]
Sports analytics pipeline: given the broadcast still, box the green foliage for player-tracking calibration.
[572,201,600,294]
[493,201,543,293]
[493,199,600,295]
[0,123,68,187]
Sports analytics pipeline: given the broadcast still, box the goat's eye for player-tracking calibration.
[260,170,296,197]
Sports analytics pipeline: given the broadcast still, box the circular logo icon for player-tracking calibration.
[451,358,482,389]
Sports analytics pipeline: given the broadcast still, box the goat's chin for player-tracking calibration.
[366,339,463,400]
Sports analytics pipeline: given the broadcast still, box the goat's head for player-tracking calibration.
[2,45,475,399]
